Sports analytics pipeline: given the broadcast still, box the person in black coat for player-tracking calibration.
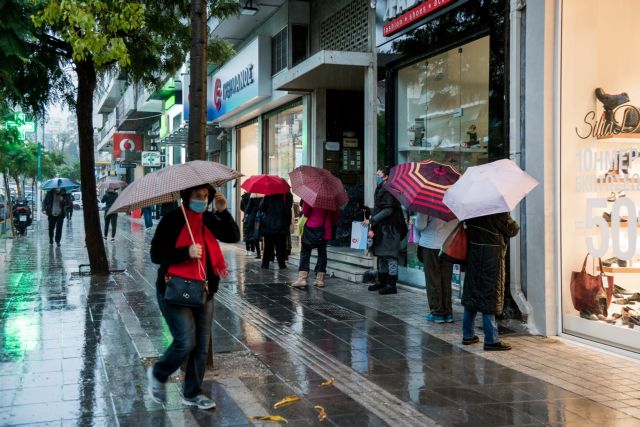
[147,184,239,409]
[43,188,70,246]
[364,167,407,295]
[258,191,293,269]
[240,192,262,258]
[461,212,519,351]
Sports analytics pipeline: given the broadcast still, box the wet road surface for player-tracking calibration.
[0,214,639,426]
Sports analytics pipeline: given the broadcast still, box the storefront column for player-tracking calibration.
[364,4,377,207]
[311,89,326,167]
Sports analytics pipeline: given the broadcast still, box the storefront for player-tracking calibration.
[559,0,640,355]
[377,0,510,287]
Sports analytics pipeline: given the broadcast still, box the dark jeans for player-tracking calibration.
[153,293,214,398]
[104,213,118,238]
[48,215,64,243]
[422,247,453,317]
[66,207,73,220]
[463,308,498,345]
[142,207,154,228]
[299,241,327,273]
[246,240,261,257]
[262,233,287,268]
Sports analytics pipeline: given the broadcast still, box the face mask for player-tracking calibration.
[376,177,384,186]
[189,199,208,213]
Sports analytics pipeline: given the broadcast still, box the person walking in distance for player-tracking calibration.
[65,191,74,222]
[43,188,70,247]
[102,188,119,242]
[240,192,263,258]
[147,185,239,409]
[259,191,293,270]
[364,167,408,295]
[415,213,457,323]
[462,212,519,351]
[292,200,339,289]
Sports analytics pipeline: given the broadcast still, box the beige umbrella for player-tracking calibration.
[107,160,242,215]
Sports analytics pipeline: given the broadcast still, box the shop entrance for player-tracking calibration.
[236,121,259,226]
[324,90,365,246]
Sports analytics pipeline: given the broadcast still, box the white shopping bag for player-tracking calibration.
[350,221,368,250]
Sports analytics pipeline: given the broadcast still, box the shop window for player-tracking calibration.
[396,36,490,172]
[272,28,288,75]
[560,0,640,355]
[291,25,309,67]
[266,103,304,180]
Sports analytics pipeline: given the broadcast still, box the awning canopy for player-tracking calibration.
[161,125,189,146]
[273,50,373,92]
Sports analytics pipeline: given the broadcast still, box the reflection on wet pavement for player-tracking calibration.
[0,216,638,426]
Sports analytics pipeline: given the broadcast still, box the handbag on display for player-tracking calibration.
[440,222,467,263]
[569,254,614,315]
[164,205,207,308]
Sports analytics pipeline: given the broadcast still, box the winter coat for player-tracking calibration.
[101,191,118,213]
[370,184,407,257]
[150,207,240,298]
[258,192,293,235]
[43,190,70,217]
[241,193,262,242]
[461,213,520,315]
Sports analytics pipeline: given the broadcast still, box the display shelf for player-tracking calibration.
[399,146,487,153]
[596,177,639,183]
[596,133,640,140]
[598,266,640,273]
[598,222,630,228]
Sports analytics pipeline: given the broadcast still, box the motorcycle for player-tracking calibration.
[13,199,32,236]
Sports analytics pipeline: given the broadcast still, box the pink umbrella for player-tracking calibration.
[289,166,348,210]
[99,180,127,190]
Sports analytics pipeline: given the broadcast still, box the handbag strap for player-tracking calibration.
[582,253,606,276]
[180,204,206,281]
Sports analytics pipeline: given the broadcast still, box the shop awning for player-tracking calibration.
[273,50,373,92]
[161,125,189,146]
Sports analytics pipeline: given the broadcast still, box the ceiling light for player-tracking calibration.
[241,0,258,15]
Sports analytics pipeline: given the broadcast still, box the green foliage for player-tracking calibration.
[57,160,81,182]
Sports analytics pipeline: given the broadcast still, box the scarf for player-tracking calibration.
[167,207,229,280]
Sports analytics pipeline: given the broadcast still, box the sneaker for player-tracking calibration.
[484,341,512,351]
[245,250,252,256]
[445,314,454,323]
[182,394,216,410]
[147,367,166,404]
[56,242,61,247]
[103,236,107,240]
[462,336,480,345]
[110,238,115,242]
[426,313,446,324]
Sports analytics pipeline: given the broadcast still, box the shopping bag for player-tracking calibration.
[350,221,368,250]
[440,222,467,263]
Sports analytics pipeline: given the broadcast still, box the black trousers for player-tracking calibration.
[299,241,327,273]
[104,213,118,238]
[48,215,64,243]
[245,240,261,257]
[262,233,287,268]
[423,247,453,316]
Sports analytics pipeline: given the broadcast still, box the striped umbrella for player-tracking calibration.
[107,160,242,215]
[386,160,461,220]
[289,166,348,210]
[241,174,290,195]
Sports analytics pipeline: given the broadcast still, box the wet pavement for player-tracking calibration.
[1,214,639,426]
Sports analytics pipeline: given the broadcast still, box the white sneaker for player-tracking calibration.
[182,394,216,410]
[245,251,252,256]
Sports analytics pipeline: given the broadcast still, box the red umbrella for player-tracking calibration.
[241,175,290,195]
[289,166,348,210]
[386,160,461,220]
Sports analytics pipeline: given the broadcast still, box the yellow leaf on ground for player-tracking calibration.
[249,415,289,424]
[314,405,327,422]
[272,396,301,409]
[319,377,334,388]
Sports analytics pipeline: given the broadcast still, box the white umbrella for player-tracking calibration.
[107,160,242,215]
[443,159,538,220]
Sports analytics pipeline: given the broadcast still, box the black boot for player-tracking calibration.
[379,275,398,295]
[368,273,387,291]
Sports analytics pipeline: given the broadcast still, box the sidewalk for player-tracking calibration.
[0,213,639,426]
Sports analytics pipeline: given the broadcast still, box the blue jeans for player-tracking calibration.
[142,206,153,228]
[462,308,498,345]
[153,293,214,398]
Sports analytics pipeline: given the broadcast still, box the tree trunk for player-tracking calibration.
[3,171,15,238]
[76,60,109,275]
[13,174,21,197]
[187,0,208,161]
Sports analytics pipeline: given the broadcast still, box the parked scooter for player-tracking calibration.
[13,199,32,236]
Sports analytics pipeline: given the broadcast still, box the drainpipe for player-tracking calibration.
[509,0,538,333]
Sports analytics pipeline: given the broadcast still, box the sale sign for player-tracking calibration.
[113,133,143,159]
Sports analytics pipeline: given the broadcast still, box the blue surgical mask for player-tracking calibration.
[376,177,384,186]
[189,199,208,213]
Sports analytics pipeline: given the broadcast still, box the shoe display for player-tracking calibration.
[603,257,628,268]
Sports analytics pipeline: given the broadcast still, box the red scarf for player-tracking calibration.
[167,208,228,280]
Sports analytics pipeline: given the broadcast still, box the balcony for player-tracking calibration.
[94,72,124,114]
[116,84,162,132]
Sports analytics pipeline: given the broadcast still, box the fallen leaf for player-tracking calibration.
[273,396,301,409]
[314,405,327,422]
[319,377,334,388]
[249,415,288,424]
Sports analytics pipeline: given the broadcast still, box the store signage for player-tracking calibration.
[113,133,143,159]
[383,0,455,36]
[141,151,161,167]
[208,36,271,121]
[325,141,341,151]
[575,105,640,139]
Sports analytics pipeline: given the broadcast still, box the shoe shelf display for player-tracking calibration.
[597,133,640,140]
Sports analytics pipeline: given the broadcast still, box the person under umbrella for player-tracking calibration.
[43,188,70,247]
[364,166,408,295]
[101,188,119,242]
[291,199,339,289]
[147,184,239,409]
[240,192,263,258]
[258,191,293,270]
